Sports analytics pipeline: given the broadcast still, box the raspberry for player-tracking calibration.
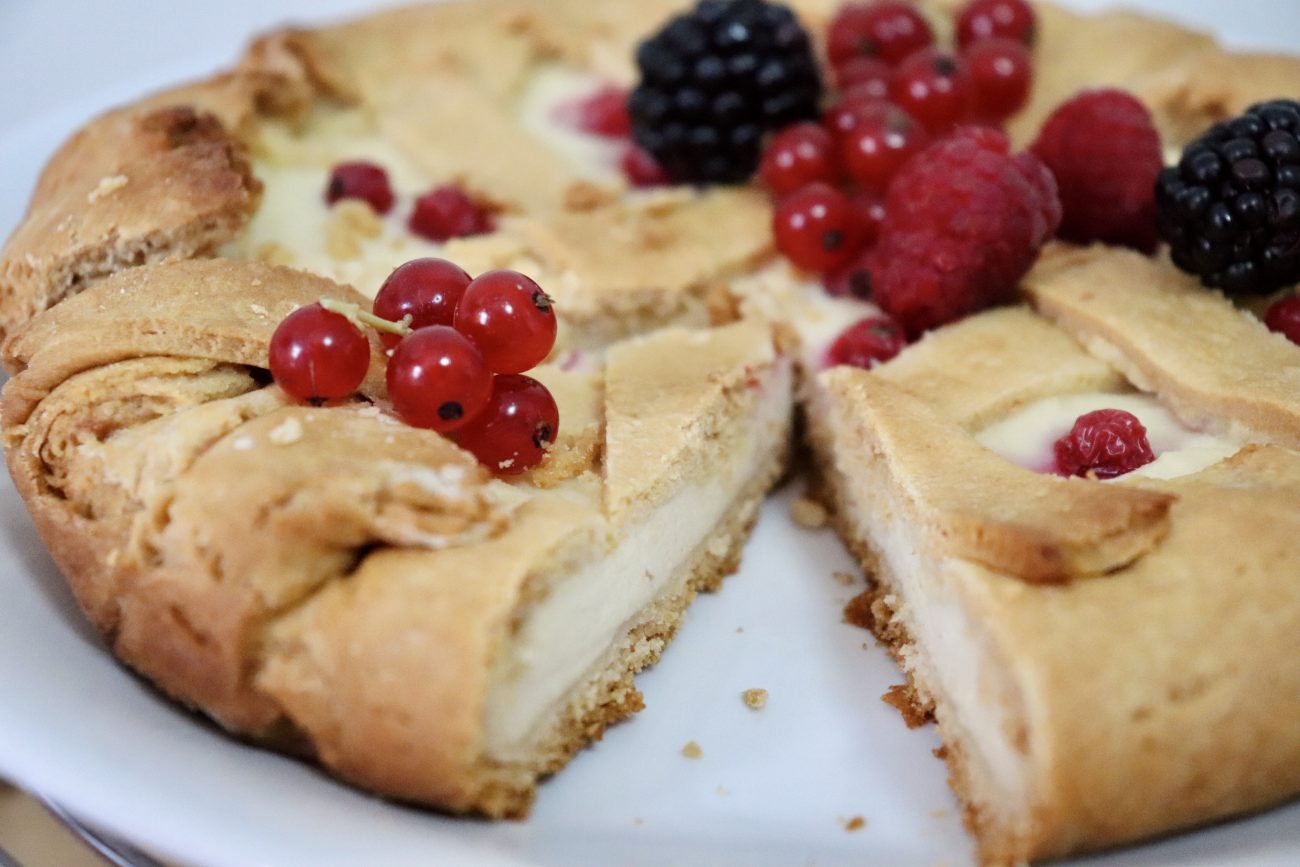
[866,128,1061,336]
[1054,409,1155,479]
[1031,89,1163,252]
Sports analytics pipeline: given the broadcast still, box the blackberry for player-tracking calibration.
[629,0,822,185]
[1156,99,1300,295]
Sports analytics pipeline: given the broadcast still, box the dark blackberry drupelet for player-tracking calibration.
[628,0,822,184]
[1156,99,1300,295]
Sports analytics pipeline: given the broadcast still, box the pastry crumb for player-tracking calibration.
[790,496,828,529]
[741,688,769,710]
[841,815,867,832]
[832,570,856,586]
[249,303,269,317]
[681,740,702,759]
[257,242,297,267]
[231,436,255,451]
[268,417,304,445]
[105,549,120,567]
[87,174,128,203]
[326,200,383,260]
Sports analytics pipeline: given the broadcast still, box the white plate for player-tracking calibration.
[1,2,1298,865]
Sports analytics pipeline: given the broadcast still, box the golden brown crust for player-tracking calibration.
[1025,245,1300,448]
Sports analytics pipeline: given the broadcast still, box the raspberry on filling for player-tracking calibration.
[1053,408,1156,479]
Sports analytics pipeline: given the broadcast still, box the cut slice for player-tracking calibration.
[804,250,1300,863]
[2,259,793,816]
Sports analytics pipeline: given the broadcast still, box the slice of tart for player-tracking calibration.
[2,257,792,814]
[803,244,1300,863]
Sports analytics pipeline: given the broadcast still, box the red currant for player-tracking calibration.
[833,56,893,97]
[456,374,559,475]
[553,85,631,138]
[1053,409,1155,479]
[827,316,907,368]
[621,145,670,187]
[965,37,1033,122]
[372,258,473,349]
[822,250,876,300]
[839,102,929,193]
[827,2,935,68]
[773,183,866,274]
[891,49,975,134]
[386,326,493,433]
[324,161,395,215]
[956,0,1037,50]
[409,185,494,243]
[823,85,890,140]
[759,123,840,198]
[268,303,371,402]
[454,270,558,374]
[852,192,887,246]
[1265,296,1300,346]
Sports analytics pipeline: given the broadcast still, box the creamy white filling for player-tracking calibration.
[516,64,625,179]
[483,359,792,757]
[976,391,1244,480]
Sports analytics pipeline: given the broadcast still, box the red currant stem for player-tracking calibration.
[319,298,413,337]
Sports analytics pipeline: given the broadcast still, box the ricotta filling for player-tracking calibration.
[483,359,792,757]
[976,391,1244,480]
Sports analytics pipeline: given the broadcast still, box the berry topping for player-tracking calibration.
[773,182,866,273]
[838,102,929,193]
[324,161,395,215]
[1054,409,1155,480]
[456,374,560,475]
[851,191,888,246]
[386,326,493,433]
[964,37,1033,122]
[866,128,1061,336]
[827,2,935,68]
[408,185,494,243]
[1156,99,1300,294]
[823,84,890,139]
[1032,89,1163,252]
[833,56,893,97]
[890,49,975,134]
[628,0,823,184]
[268,303,371,403]
[955,0,1037,50]
[760,122,840,196]
[454,270,558,374]
[553,85,631,138]
[1265,295,1300,346]
[372,258,473,349]
[826,316,907,369]
[621,145,672,188]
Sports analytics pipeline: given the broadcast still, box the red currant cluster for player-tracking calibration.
[325,162,495,244]
[551,85,670,188]
[268,258,561,475]
[760,0,1036,367]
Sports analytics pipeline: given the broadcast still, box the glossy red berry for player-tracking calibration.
[1054,409,1155,479]
[759,123,840,197]
[386,326,493,433]
[956,0,1037,50]
[408,185,494,243]
[268,303,371,402]
[852,192,888,246]
[773,183,866,274]
[827,316,907,369]
[456,374,560,475]
[553,85,631,138]
[833,56,893,98]
[1265,296,1300,345]
[828,2,935,68]
[839,102,929,193]
[454,270,558,374]
[823,85,890,140]
[621,145,671,188]
[965,37,1033,122]
[324,161,395,215]
[891,49,975,134]
[372,258,473,349]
